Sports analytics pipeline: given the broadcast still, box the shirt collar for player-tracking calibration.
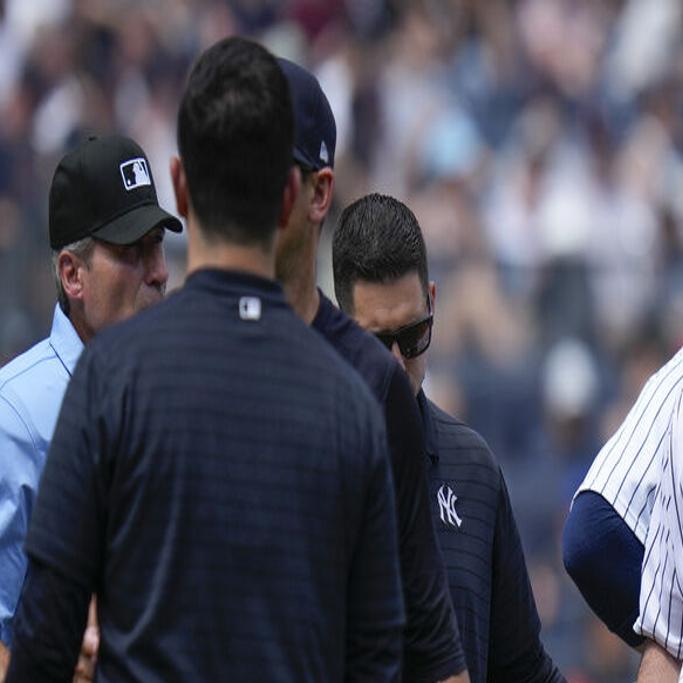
[185,268,285,301]
[417,389,439,463]
[312,289,333,330]
[49,304,84,377]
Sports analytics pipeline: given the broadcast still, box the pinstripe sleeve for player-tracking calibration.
[635,392,683,660]
[574,348,683,547]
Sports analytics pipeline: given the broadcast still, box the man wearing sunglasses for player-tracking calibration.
[333,193,566,683]
[373,293,434,393]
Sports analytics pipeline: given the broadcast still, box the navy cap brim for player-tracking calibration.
[293,146,320,171]
[91,202,183,245]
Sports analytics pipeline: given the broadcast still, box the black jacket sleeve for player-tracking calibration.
[6,558,90,683]
[487,474,566,683]
[384,366,467,682]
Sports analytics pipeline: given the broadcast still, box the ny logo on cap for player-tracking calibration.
[120,158,151,191]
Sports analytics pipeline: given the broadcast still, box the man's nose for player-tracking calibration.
[145,243,169,289]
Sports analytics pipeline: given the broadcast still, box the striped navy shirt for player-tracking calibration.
[575,346,683,545]
[635,391,683,659]
[10,270,405,683]
[312,293,466,682]
[419,392,565,683]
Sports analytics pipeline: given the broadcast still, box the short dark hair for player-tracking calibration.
[333,193,428,313]
[177,37,293,247]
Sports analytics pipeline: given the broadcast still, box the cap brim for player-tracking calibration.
[293,147,322,171]
[91,202,183,245]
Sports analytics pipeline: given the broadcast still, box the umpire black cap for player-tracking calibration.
[49,134,182,250]
[277,57,336,171]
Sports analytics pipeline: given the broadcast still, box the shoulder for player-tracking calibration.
[636,346,683,414]
[82,288,200,374]
[427,398,501,485]
[88,284,380,416]
[0,337,63,410]
[428,400,496,464]
[0,336,67,449]
[91,290,181,352]
[651,345,683,383]
[0,337,56,391]
[302,312,384,422]
[313,295,396,403]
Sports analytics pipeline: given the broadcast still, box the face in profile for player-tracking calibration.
[79,226,169,338]
[351,271,435,396]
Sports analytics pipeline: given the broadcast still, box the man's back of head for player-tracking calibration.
[177,37,294,248]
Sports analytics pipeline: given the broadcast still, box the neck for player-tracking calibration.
[187,222,276,281]
[67,305,94,344]
[282,267,320,325]
[278,223,321,325]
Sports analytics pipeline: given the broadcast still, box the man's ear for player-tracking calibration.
[429,280,436,315]
[59,250,86,302]
[170,156,189,219]
[278,165,302,228]
[309,167,334,225]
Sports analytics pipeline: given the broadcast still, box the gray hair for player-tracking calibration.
[52,237,95,316]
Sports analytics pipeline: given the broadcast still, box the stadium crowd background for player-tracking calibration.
[0,0,681,680]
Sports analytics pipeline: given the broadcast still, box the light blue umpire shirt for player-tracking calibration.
[0,303,83,646]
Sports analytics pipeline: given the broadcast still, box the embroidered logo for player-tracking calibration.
[120,158,151,191]
[239,296,261,321]
[437,484,462,528]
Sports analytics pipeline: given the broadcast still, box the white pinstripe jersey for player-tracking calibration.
[634,391,683,659]
[575,346,683,545]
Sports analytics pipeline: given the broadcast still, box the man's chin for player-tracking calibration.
[136,292,165,313]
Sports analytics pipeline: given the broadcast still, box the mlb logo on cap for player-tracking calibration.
[120,158,152,191]
[49,135,183,249]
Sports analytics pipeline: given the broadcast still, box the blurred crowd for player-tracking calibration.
[2,0,683,679]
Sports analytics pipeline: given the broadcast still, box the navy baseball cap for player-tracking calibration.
[49,134,182,250]
[277,57,336,171]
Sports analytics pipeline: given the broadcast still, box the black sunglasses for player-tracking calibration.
[374,296,433,359]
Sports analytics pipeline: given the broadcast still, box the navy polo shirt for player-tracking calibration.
[8,270,405,683]
[418,391,565,683]
[313,293,466,682]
